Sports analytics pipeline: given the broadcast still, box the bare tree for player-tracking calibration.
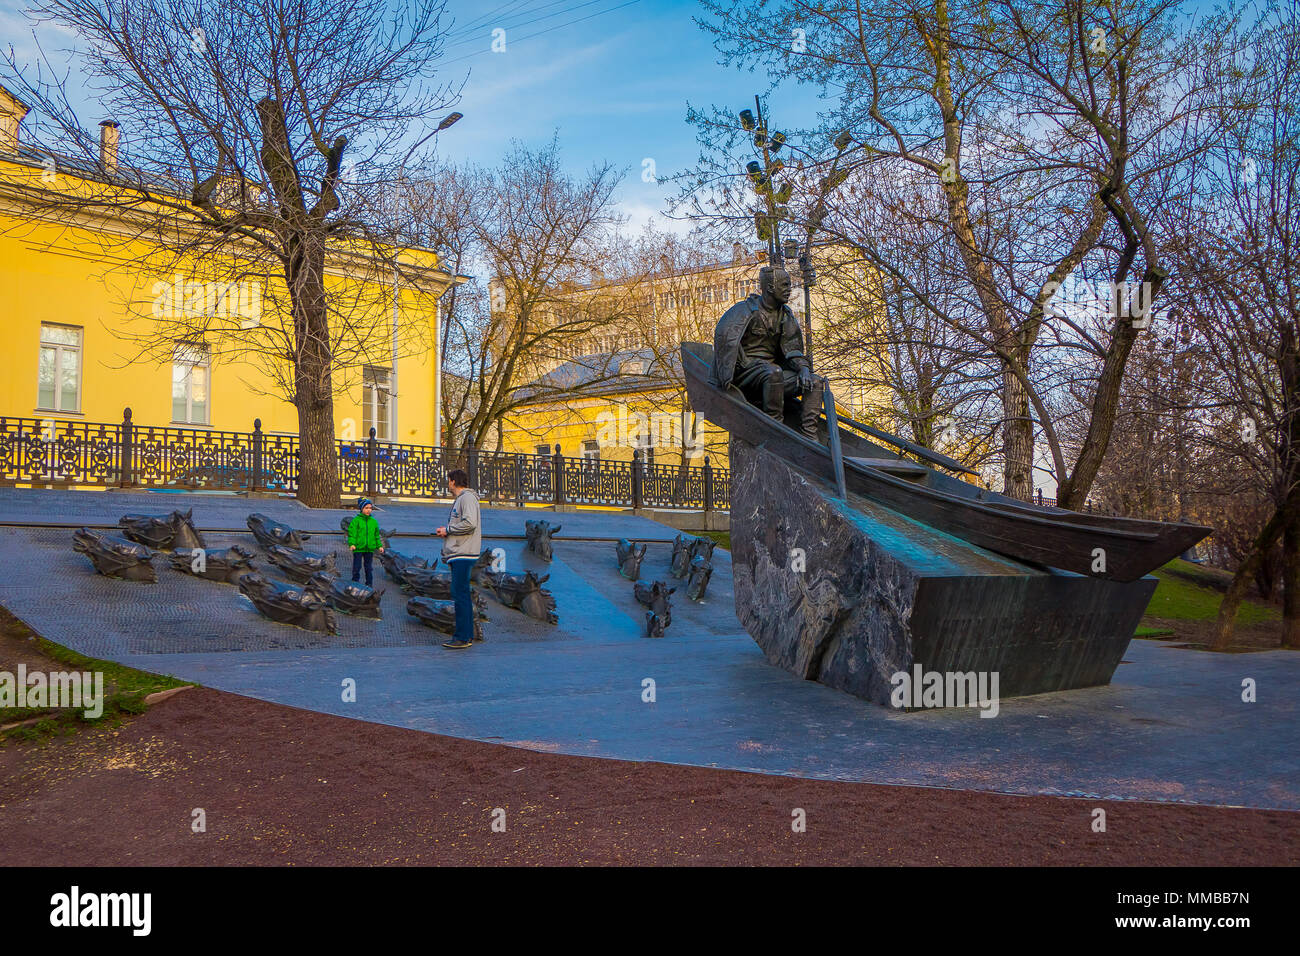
[679,0,1229,506]
[1161,1,1300,647]
[398,139,635,449]
[2,0,461,506]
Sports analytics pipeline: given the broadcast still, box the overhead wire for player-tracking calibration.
[436,0,645,65]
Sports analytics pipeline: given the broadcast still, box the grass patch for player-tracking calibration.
[1160,558,1237,593]
[1144,566,1277,624]
[1134,625,1176,638]
[29,633,190,699]
[696,530,731,551]
[0,605,193,744]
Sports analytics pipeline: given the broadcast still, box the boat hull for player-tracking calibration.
[681,341,1210,582]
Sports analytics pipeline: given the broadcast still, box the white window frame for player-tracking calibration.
[636,431,654,467]
[362,365,392,441]
[37,323,83,413]
[171,342,211,425]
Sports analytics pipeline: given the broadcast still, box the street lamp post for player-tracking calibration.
[737,99,851,365]
[397,110,462,449]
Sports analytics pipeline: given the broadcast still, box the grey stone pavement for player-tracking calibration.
[1,488,1297,810]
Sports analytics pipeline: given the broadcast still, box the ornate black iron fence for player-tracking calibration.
[0,409,731,512]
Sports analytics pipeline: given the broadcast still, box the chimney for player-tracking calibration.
[0,84,30,153]
[99,120,120,173]
[732,242,744,263]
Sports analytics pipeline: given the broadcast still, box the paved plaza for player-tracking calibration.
[0,488,1296,810]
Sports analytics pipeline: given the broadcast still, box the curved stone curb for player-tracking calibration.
[142,685,196,706]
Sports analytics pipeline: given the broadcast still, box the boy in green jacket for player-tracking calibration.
[347,497,385,587]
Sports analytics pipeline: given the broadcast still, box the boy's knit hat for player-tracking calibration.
[358,497,372,510]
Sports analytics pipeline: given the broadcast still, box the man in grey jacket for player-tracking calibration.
[434,469,481,649]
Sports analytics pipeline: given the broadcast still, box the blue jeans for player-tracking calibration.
[351,551,374,587]
[448,557,474,642]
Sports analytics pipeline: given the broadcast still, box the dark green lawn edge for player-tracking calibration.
[0,604,194,743]
[697,530,731,551]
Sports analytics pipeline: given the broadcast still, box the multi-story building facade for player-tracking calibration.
[495,243,889,466]
[0,84,458,448]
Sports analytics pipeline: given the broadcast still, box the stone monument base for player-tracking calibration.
[729,437,1156,707]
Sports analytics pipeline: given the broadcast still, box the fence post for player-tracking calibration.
[703,456,713,513]
[366,427,378,499]
[553,444,564,507]
[467,437,479,490]
[118,407,134,488]
[514,453,524,509]
[631,448,643,511]
[251,418,264,493]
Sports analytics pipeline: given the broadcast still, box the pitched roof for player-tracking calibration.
[510,346,683,402]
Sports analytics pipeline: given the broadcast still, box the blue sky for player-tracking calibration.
[431,0,825,233]
[0,0,829,234]
[1,0,1236,234]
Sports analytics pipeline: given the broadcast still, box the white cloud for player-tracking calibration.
[616,198,692,237]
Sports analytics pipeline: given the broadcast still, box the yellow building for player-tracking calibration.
[0,84,457,447]
[495,243,890,466]
[498,349,729,467]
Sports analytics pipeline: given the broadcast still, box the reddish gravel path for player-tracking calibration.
[1,687,1296,866]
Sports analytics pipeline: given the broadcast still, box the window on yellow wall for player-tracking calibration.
[171,342,210,425]
[37,323,82,413]
[636,431,654,467]
[362,366,392,441]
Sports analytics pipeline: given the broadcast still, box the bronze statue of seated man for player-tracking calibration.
[710,264,824,439]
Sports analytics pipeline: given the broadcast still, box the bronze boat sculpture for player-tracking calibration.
[238,572,337,633]
[633,579,675,629]
[685,554,713,602]
[616,538,647,580]
[525,519,561,561]
[643,608,668,639]
[265,544,337,583]
[481,569,557,625]
[73,528,157,581]
[397,565,455,598]
[247,513,311,550]
[469,548,500,588]
[378,548,430,584]
[307,572,384,619]
[169,545,257,585]
[670,534,692,578]
[406,597,485,642]
[118,508,206,550]
[671,536,716,581]
[681,341,1211,581]
[397,565,489,619]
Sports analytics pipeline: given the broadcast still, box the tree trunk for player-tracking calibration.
[1056,270,1163,510]
[296,392,340,507]
[290,236,343,508]
[1056,324,1140,509]
[1279,322,1300,647]
[925,13,1033,500]
[257,95,342,509]
[1002,367,1034,501]
[1214,507,1285,649]
[1284,506,1300,648]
